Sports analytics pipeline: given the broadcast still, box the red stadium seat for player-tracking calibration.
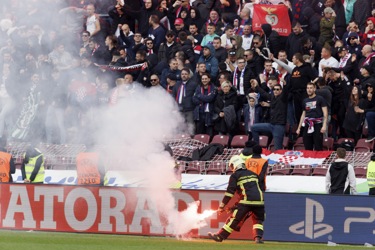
[354,166,367,178]
[259,135,269,148]
[355,139,374,152]
[206,161,226,175]
[269,164,291,175]
[230,135,249,148]
[211,135,229,147]
[269,137,289,151]
[193,134,210,144]
[185,161,205,174]
[323,137,334,150]
[291,165,312,176]
[293,144,305,151]
[312,165,328,176]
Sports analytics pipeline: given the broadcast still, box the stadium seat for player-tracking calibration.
[312,165,328,176]
[354,166,367,178]
[211,135,229,147]
[206,161,226,175]
[193,134,210,144]
[269,164,291,175]
[323,137,334,151]
[174,134,192,139]
[230,135,248,148]
[269,137,289,151]
[293,144,305,151]
[259,135,269,148]
[291,165,312,176]
[185,161,205,174]
[354,139,374,152]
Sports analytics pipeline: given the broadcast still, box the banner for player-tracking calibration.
[252,4,291,36]
[0,184,373,245]
[266,150,333,166]
[265,193,375,245]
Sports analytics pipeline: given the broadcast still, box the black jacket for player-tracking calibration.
[256,83,289,125]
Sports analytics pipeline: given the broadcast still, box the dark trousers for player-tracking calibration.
[303,123,323,150]
[218,204,265,240]
[369,187,375,196]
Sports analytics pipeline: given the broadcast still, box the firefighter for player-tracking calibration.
[22,146,45,184]
[208,155,265,244]
[245,144,268,191]
[367,154,375,196]
[0,146,15,182]
[76,151,105,185]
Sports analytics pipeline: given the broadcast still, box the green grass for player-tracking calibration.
[0,230,368,250]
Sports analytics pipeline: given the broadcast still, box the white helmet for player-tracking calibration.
[229,155,245,172]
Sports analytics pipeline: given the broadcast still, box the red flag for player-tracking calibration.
[252,4,291,37]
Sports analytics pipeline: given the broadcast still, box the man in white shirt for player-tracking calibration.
[318,46,339,76]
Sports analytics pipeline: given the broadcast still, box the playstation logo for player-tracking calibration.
[289,198,333,239]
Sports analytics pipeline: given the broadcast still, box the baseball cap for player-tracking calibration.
[174,18,184,26]
[229,49,236,56]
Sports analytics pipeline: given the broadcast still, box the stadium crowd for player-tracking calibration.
[0,0,375,150]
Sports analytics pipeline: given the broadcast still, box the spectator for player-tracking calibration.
[185,7,204,32]
[198,44,219,79]
[241,25,253,50]
[85,4,101,39]
[296,82,328,151]
[145,37,156,56]
[213,81,239,137]
[318,46,339,77]
[213,37,227,63]
[326,147,357,195]
[200,9,224,36]
[343,85,366,143]
[173,18,187,37]
[148,15,166,53]
[192,72,217,137]
[250,78,289,150]
[201,23,219,47]
[285,21,310,61]
[188,23,203,46]
[354,82,375,142]
[172,67,198,127]
[158,30,180,64]
[160,58,181,88]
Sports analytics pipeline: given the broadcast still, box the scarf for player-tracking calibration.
[201,85,211,112]
[302,117,323,134]
[176,82,186,104]
[233,67,245,95]
[338,53,350,68]
[362,52,375,66]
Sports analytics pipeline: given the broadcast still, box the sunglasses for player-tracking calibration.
[146,42,153,45]
[273,88,281,91]
[150,79,158,81]
[82,34,89,37]
[253,42,259,45]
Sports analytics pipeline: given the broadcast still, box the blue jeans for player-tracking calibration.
[251,123,285,150]
[366,111,375,137]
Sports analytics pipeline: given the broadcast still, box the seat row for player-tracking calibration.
[268,164,367,178]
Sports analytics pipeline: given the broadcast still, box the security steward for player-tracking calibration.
[245,144,268,191]
[208,155,265,244]
[22,147,45,184]
[76,151,105,185]
[0,146,15,182]
[367,154,375,196]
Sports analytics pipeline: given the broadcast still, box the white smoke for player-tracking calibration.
[94,83,208,237]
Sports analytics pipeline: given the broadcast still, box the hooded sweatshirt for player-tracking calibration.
[326,158,357,194]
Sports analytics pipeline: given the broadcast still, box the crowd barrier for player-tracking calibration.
[0,184,373,245]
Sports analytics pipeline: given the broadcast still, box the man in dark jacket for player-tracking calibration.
[198,44,219,79]
[250,79,289,150]
[172,68,198,126]
[213,37,227,63]
[261,24,281,57]
[326,148,357,194]
[285,21,310,61]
